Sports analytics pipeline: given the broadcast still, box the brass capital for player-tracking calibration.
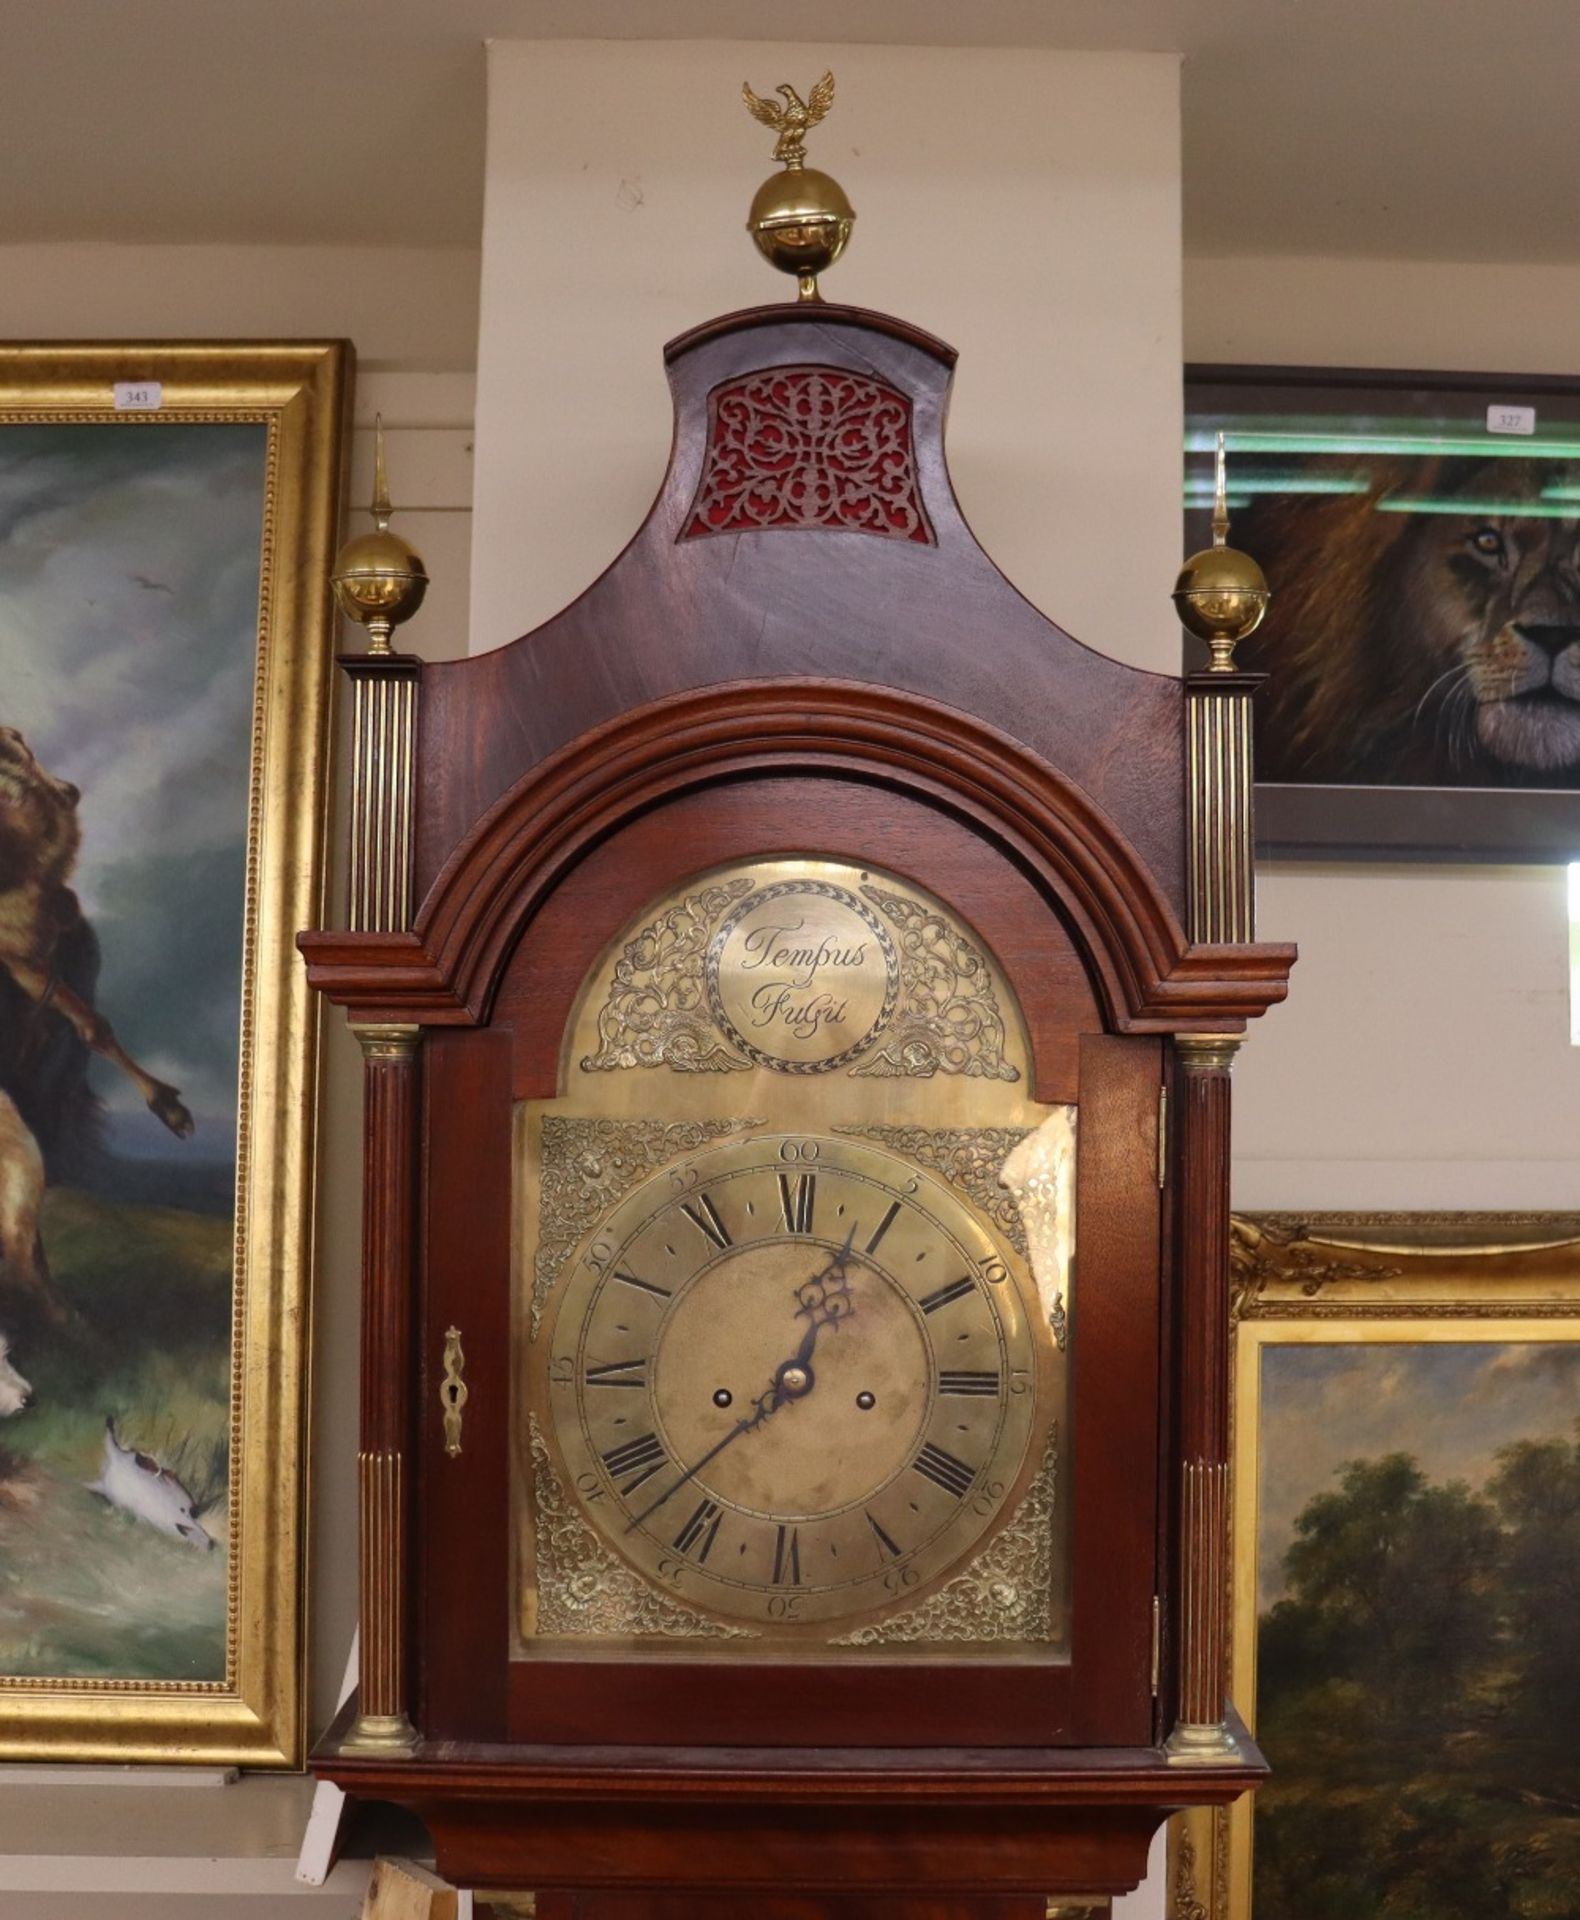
[351,1021,421,1063]
[1174,1033,1242,1072]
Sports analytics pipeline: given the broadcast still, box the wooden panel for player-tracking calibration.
[1068,1035,1162,1745]
[418,1027,514,1740]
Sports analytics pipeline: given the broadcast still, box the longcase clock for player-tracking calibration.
[301,94,1294,1919]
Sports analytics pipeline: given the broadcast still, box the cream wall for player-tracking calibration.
[1186,253,1580,1209]
[470,39,1185,672]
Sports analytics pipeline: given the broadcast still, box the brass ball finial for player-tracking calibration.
[1173,432,1270,671]
[331,415,429,656]
[742,70,855,302]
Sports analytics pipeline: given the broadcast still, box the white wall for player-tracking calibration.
[1186,252,1580,1210]
[470,39,1184,672]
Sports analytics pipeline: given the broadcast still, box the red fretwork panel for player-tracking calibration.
[683,365,934,543]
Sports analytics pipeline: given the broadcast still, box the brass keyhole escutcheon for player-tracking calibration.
[440,1326,468,1458]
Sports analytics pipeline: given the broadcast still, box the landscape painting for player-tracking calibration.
[1253,1338,1580,1920]
[0,345,345,1764]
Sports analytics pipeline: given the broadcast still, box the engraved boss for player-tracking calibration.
[707,881,899,1071]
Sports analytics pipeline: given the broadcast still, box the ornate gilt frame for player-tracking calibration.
[1168,1210,1580,1919]
[0,344,349,1764]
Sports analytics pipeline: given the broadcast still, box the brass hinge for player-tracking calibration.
[1156,1084,1169,1188]
[1151,1594,1162,1694]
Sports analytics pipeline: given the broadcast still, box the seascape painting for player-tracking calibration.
[1185,379,1580,796]
[1253,1339,1580,1920]
[0,421,265,1682]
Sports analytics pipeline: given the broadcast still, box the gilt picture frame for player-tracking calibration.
[1169,1212,1580,1920]
[1185,365,1580,859]
[0,344,348,1763]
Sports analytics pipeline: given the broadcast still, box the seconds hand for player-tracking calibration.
[623,1228,857,1534]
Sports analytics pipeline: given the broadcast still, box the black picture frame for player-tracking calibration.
[1185,363,1580,861]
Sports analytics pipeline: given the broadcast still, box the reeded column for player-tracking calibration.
[1185,670,1258,946]
[344,1020,422,1755]
[1166,1032,1240,1764]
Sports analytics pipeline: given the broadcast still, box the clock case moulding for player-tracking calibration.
[300,301,1295,1914]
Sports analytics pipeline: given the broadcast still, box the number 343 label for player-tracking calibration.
[1487,403,1536,436]
[112,381,163,412]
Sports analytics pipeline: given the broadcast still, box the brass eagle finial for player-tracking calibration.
[742,70,836,171]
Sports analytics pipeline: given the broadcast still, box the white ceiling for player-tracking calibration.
[5,0,1580,263]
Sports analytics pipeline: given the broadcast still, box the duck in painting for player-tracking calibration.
[0,1328,29,1417]
[88,1418,214,1550]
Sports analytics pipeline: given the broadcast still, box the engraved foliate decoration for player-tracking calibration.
[856,885,1019,1082]
[531,1117,760,1335]
[682,367,933,543]
[832,1424,1059,1647]
[580,877,755,1073]
[705,879,899,1073]
[528,1417,751,1640]
[580,860,1023,1083]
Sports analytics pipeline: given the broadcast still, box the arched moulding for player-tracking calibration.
[298,680,1294,1033]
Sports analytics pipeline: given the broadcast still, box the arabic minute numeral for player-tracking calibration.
[912,1442,977,1499]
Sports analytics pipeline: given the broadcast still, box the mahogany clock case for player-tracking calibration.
[301,303,1293,1896]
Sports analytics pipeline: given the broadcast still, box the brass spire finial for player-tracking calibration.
[1173,432,1271,671]
[742,69,855,302]
[371,412,393,531]
[330,413,429,657]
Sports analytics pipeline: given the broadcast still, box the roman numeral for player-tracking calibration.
[673,1498,722,1562]
[919,1275,976,1315]
[772,1523,801,1586]
[913,1442,976,1499]
[601,1431,667,1494]
[584,1358,647,1390]
[865,1511,903,1561]
[939,1369,1000,1397]
[864,1200,901,1255]
[680,1193,732,1250]
[777,1171,816,1235]
[613,1268,671,1300]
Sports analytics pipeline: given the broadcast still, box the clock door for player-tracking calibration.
[413,773,1162,1750]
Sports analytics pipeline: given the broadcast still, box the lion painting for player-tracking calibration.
[1228,456,1580,789]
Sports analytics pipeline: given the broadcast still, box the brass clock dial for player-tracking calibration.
[543,1131,1041,1630]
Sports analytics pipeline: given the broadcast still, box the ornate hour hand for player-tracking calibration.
[624,1232,859,1533]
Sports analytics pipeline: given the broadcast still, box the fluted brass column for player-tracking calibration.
[1166,1032,1241,1764]
[343,1020,422,1755]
